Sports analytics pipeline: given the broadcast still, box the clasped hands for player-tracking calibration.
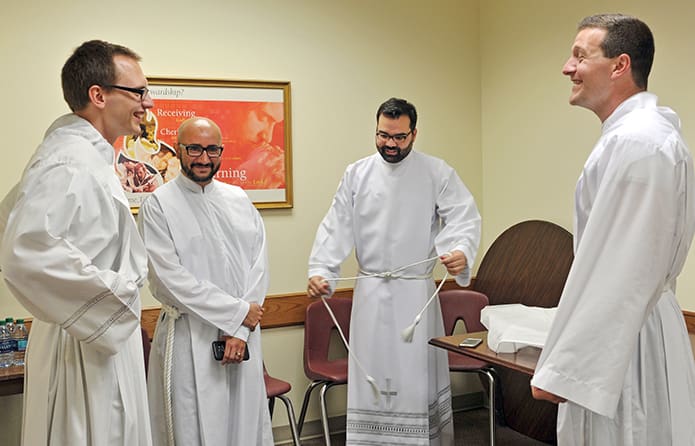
[219,303,264,364]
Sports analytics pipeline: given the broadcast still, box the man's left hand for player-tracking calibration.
[531,385,567,404]
[221,336,247,365]
[440,250,467,276]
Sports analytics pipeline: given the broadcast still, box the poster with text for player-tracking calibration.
[114,78,292,211]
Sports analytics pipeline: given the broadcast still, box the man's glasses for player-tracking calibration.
[376,130,412,144]
[178,143,224,158]
[104,84,150,102]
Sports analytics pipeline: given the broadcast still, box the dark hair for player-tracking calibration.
[578,14,654,89]
[376,97,417,131]
[61,40,141,112]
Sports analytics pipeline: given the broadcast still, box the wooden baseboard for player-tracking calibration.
[141,279,465,339]
[21,282,695,340]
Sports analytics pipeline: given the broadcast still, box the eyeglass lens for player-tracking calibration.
[183,144,223,157]
[376,131,410,143]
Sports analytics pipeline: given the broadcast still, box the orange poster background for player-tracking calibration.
[114,99,286,208]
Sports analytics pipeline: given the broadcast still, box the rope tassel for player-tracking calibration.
[401,271,449,343]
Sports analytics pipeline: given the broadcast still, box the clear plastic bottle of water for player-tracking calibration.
[5,317,15,335]
[0,320,15,368]
[5,318,16,355]
[13,319,28,366]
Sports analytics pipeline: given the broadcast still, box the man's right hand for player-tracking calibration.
[243,303,264,330]
[307,276,332,298]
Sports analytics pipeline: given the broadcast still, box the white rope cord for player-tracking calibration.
[319,295,380,402]
[400,271,449,342]
[161,304,181,446]
[318,253,451,401]
[330,254,441,281]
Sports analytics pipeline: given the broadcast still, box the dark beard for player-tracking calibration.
[182,162,221,183]
[377,142,413,163]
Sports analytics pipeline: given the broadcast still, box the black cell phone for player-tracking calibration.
[212,340,250,361]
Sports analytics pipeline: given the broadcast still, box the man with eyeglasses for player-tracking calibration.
[0,40,153,445]
[307,97,481,445]
[138,117,272,446]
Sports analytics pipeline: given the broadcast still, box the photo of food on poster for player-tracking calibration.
[114,79,292,210]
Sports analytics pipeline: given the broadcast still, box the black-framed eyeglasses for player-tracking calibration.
[178,143,224,158]
[103,84,150,102]
[376,130,412,144]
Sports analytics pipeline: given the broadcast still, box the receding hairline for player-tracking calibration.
[177,117,223,143]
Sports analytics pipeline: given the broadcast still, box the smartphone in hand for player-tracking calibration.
[212,340,250,361]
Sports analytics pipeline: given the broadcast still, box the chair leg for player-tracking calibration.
[297,380,325,436]
[319,382,337,446]
[268,396,276,418]
[478,368,496,446]
[277,394,302,446]
[487,367,506,426]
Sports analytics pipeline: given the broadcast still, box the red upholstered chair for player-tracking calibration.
[264,363,301,446]
[439,289,498,445]
[297,297,352,446]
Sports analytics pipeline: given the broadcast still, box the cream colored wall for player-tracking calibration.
[0,0,482,442]
[480,0,695,310]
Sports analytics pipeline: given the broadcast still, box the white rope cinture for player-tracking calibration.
[317,252,452,402]
[161,304,181,446]
[400,270,449,342]
[319,295,380,402]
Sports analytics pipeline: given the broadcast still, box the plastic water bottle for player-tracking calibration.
[13,319,27,366]
[5,318,16,355]
[5,317,15,336]
[0,320,14,368]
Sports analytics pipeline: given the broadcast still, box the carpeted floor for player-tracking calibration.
[299,407,552,445]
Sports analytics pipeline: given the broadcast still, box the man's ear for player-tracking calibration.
[611,53,632,80]
[88,85,107,109]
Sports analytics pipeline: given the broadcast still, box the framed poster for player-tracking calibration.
[114,78,292,211]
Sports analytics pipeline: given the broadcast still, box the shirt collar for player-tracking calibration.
[602,92,656,133]
[47,113,115,165]
[175,172,217,194]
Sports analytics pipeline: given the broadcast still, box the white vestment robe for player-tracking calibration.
[532,93,695,445]
[309,150,481,445]
[0,114,151,446]
[138,174,273,446]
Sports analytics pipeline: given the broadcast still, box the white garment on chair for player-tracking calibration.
[481,304,556,353]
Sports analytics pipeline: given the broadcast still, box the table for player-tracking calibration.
[429,331,540,376]
[430,331,555,442]
[0,365,24,397]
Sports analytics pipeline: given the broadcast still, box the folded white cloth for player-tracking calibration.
[480,304,557,353]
